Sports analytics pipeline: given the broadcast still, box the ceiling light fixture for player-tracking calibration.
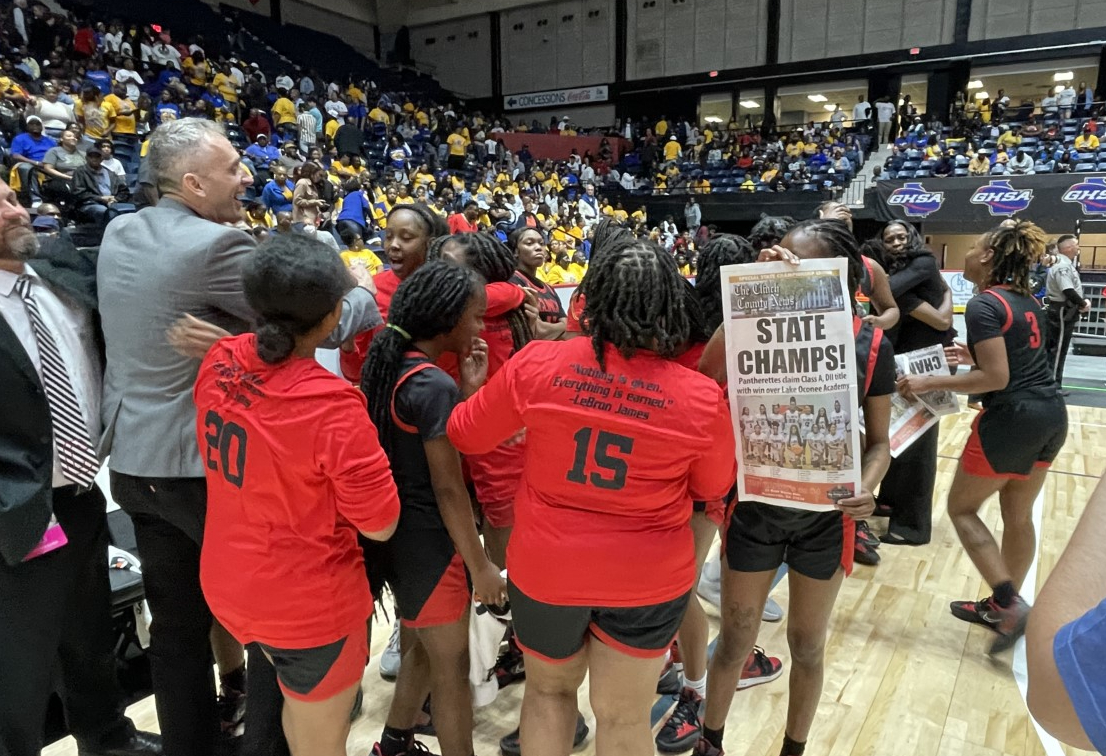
[807,94,827,102]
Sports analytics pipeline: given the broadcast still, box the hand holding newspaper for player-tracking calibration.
[887,344,959,458]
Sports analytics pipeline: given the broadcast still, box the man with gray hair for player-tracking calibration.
[96,119,381,756]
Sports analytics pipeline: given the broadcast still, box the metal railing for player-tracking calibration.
[1073,281,1106,351]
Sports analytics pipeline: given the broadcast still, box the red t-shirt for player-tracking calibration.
[447,338,736,606]
[437,282,527,381]
[340,268,402,382]
[565,290,585,334]
[447,213,479,235]
[195,334,400,647]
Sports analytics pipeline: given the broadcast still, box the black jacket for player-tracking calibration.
[0,238,100,565]
[71,164,130,206]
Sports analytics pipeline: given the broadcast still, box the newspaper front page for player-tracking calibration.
[721,259,862,511]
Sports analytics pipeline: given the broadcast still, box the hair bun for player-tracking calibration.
[255,320,295,364]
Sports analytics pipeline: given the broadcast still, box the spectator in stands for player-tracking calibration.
[968,151,991,176]
[71,143,134,227]
[1041,90,1059,119]
[261,164,295,214]
[853,94,871,130]
[997,125,1021,149]
[335,177,370,241]
[242,107,271,143]
[1059,84,1078,120]
[75,85,115,144]
[97,140,126,180]
[448,199,480,235]
[1075,125,1099,153]
[324,90,348,121]
[114,56,144,101]
[28,83,74,137]
[684,195,702,233]
[276,140,304,172]
[296,102,317,155]
[876,96,896,145]
[291,162,327,228]
[446,125,469,170]
[39,128,85,204]
[271,88,297,138]
[1008,149,1035,175]
[9,115,55,201]
[1022,115,1042,137]
[244,133,279,173]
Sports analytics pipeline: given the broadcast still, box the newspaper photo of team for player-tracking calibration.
[739,394,854,471]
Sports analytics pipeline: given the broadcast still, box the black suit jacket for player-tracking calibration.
[0,237,100,566]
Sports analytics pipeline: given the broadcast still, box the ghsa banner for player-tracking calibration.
[876,173,1106,229]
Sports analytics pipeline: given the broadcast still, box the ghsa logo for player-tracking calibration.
[1062,177,1106,216]
[886,182,944,218]
[969,180,1033,216]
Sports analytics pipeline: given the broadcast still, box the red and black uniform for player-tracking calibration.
[510,269,565,324]
[195,334,400,701]
[438,283,528,527]
[961,286,1067,479]
[447,339,736,661]
[676,341,730,527]
[724,318,895,580]
[370,353,471,628]
[565,290,586,334]
[339,268,402,382]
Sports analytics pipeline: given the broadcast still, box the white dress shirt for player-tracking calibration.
[0,265,103,487]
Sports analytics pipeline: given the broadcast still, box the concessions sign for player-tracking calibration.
[503,85,609,111]
[876,174,1106,229]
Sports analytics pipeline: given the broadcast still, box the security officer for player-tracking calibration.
[1044,234,1091,391]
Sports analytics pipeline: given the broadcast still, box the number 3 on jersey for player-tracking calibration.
[1025,311,1042,349]
[204,410,248,487]
[566,427,635,491]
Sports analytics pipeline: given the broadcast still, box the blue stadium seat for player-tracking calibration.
[990,164,1006,174]
[913,169,932,178]
[901,160,920,171]
[954,168,968,176]
[1076,162,1097,172]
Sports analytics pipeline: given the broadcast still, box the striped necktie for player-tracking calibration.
[15,275,100,488]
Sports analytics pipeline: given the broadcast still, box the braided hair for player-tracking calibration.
[589,217,633,265]
[362,260,482,456]
[429,232,533,352]
[694,234,757,332]
[579,238,690,370]
[783,219,864,309]
[980,220,1047,295]
[242,233,351,364]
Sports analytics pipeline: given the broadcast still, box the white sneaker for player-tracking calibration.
[761,597,784,622]
[379,617,401,680]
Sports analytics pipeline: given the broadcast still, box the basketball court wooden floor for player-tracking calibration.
[44,405,1105,756]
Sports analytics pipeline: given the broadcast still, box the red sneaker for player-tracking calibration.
[738,646,784,690]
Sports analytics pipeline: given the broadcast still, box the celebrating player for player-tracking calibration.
[898,221,1067,653]
[361,260,508,756]
[447,238,737,756]
[696,219,895,756]
[194,234,401,756]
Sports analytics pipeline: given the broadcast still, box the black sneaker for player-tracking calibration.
[657,661,682,695]
[499,713,588,755]
[988,596,1031,654]
[217,687,246,737]
[655,687,705,753]
[494,633,526,689]
[949,596,1003,630]
[855,520,880,549]
[854,536,881,566]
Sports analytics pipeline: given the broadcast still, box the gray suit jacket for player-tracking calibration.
[97,197,381,478]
